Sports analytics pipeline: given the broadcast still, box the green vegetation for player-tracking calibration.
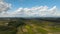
[0,18,60,34]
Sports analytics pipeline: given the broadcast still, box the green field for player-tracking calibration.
[0,18,60,34]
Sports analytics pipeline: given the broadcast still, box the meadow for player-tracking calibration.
[0,18,60,34]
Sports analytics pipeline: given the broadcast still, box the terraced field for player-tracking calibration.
[16,20,60,34]
[0,19,60,34]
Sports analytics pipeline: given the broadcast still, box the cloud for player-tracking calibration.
[11,6,59,17]
[0,0,11,17]
[0,0,11,13]
[0,4,59,17]
[0,0,59,17]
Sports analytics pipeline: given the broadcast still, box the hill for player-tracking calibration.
[0,17,60,34]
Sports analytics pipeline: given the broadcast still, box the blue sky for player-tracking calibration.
[5,0,60,9]
[0,0,60,17]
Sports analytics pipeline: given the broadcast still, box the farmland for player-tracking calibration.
[0,17,60,34]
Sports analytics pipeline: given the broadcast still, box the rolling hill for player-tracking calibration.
[0,17,60,34]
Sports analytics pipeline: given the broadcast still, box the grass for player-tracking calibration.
[0,20,60,34]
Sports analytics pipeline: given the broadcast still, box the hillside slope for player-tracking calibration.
[0,18,60,34]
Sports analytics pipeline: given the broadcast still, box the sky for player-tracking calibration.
[0,0,60,17]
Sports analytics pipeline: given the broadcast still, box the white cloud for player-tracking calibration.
[48,6,57,14]
[0,0,11,17]
[0,0,11,13]
[0,3,60,17]
[11,6,59,17]
[0,0,59,17]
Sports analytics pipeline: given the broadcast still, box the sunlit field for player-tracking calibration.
[0,18,60,34]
